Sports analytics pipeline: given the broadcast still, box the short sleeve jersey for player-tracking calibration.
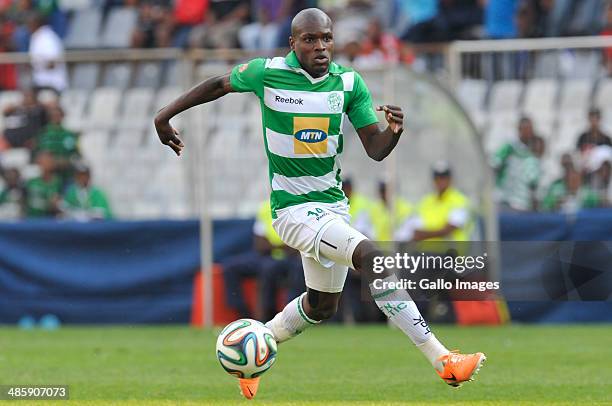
[230,51,378,218]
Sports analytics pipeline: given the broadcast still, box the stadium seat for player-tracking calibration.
[485,115,517,155]
[154,86,182,112]
[531,112,555,139]
[0,90,21,111]
[457,79,487,113]
[58,0,92,10]
[64,8,102,49]
[79,130,110,165]
[85,87,122,130]
[167,201,191,219]
[102,63,133,89]
[218,92,249,115]
[594,79,612,110]
[100,7,138,48]
[0,91,21,132]
[60,88,89,132]
[488,80,522,114]
[117,88,154,131]
[37,89,59,104]
[564,50,601,79]
[112,129,146,150]
[163,61,181,87]
[0,148,30,170]
[602,109,612,133]
[522,79,558,116]
[559,79,593,115]
[132,202,165,219]
[70,63,100,89]
[533,51,560,78]
[134,62,163,88]
[552,121,583,156]
[20,164,41,180]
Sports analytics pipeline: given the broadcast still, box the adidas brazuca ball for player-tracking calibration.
[216,319,278,379]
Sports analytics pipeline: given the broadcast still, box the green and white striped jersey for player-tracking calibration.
[230,51,378,218]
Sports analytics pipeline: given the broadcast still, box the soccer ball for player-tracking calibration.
[216,319,278,379]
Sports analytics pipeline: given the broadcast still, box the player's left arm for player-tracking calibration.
[356,105,404,162]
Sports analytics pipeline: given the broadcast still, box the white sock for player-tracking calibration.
[371,274,449,371]
[265,292,319,343]
[417,335,449,372]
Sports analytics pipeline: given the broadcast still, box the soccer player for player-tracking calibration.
[154,8,485,399]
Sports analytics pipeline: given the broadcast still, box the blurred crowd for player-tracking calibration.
[0,0,611,220]
[493,109,612,212]
[0,88,112,220]
[0,1,610,82]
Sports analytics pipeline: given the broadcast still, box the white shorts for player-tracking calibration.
[272,201,367,293]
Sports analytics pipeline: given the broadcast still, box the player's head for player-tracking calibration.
[289,8,334,78]
[432,161,452,194]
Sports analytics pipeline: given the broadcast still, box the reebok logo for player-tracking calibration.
[275,96,304,105]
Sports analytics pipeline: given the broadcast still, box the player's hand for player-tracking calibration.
[377,105,403,135]
[154,117,184,156]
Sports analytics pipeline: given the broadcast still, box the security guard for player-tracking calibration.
[369,181,413,242]
[411,161,470,243]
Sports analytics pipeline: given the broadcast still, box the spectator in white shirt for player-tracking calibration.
[27,12,67,94]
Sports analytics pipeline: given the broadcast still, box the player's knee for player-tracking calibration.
[352,240,384,272]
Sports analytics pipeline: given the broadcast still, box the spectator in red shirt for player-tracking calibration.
[0,7,18,90]
[602,2,612,76]
[172,0,208,48]
[359,18,413,66]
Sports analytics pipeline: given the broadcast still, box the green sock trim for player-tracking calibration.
[371,288,397,300]
[297,294,318,325]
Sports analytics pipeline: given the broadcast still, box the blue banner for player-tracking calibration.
[0,211,611,324]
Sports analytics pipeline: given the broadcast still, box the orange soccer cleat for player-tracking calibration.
[238,377,260,400]
[436,350,486,388]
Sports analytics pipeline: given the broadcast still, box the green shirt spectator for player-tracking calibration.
[25,152,61,218]
[36,123,78,159]
[492,118,541,211]
[62,163,112,220]
[542,171,601,213]
[25,176,62,217]
[34,104,79,185]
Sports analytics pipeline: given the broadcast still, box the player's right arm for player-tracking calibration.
[154,58,265,156]
[154,74,234,156]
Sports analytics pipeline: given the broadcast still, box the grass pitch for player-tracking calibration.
[0,325,610,405]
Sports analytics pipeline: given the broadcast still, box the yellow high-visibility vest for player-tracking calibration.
[257,201,284,259]
[369,198,413,241]
[417,187,469,242]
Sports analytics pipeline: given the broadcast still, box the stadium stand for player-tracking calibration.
[0,0,611,219]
